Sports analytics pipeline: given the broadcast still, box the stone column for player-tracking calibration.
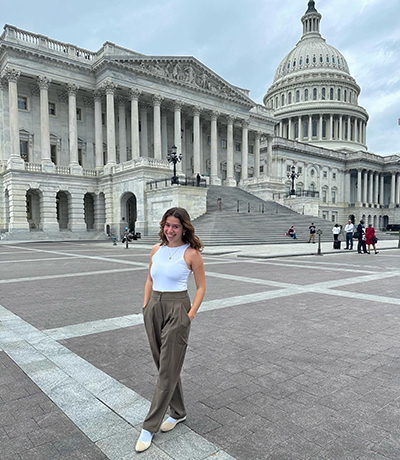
[374,172,379,205]
[379,174,384,205]
[396,173,400,206]
[240,120,249,182]
[103,81,117,167]
[37,75,54,171]
[390,171,396,207]
[344,170,350,203]
[153,94,163,160]
[2,67,24,168]
[94,193,105,231]
[210,111,220,185]
[339,115,343,140]
[117,97,127,163]
[288,118,292,140]
[363,170,368,204]
[173,101,183,173]
[356,169,362,204]
[254,132,261,180]
[129,89,140,160]
[41,188,59,232]
[94,90,103,170]
[279,122,283,137]
[68,190,86,232]
[309,115,313,139]
[354,118,358,143]
[67,83,82,173]
[161,108,168,160]
[368,171,373,205]
[319,114,323,140]
[266,134,273,177]
[224,116,236,186]
[330,115,334,140]
[192,106,202,175]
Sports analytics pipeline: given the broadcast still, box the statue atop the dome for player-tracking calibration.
[305,0,318,14]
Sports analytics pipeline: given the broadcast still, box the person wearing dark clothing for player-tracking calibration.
[357,220,367,254]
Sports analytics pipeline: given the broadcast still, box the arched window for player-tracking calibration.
[313,54,316,63]
[312,119,317,137]
[288,92,292,104]
[306,56,309,64]
[303,120,309,138]
[276,96,279,108]
[296,90,300,102]
[326,55,329,62]
[294,122,299,139]
[344,89,347,102]
[322,88,326,100]
[330,88,334,100]
[281,94,285,106]
[304,89,309,101]
[319,54,323,63]
[293,60,296,67]
[299,57,303,65]
[322,119,326,138]
[337,88,341,101]
[345,121,348,139]
[313,88,317,100]
[332,55,335,63]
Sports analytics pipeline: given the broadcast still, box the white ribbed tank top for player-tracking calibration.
[151,244,191,291]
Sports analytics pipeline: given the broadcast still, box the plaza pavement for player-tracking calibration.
[0,239,399,460]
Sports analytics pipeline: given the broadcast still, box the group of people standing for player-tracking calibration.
[341,220,379,254]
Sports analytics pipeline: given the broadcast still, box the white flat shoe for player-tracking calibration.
[135,434,153,452]
[161,416,187,432]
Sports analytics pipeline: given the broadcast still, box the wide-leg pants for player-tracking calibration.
[142,290,191,433]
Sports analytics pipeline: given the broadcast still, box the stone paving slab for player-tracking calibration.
[1,241,400,459]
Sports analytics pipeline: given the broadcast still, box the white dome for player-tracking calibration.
[273,38,350,83]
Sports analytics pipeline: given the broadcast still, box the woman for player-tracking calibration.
[366,223,379,254]
[136,207,206,453]
[357,220,367,254]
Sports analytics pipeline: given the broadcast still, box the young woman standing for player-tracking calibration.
[136,207,205,453]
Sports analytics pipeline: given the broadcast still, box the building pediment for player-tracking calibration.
[104,56,254,107]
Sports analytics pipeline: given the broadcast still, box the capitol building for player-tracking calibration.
[0,0,399,237]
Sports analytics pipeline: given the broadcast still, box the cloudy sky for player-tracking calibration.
[2,0,399,155]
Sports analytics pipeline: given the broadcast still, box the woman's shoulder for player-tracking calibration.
[150,243,162,256]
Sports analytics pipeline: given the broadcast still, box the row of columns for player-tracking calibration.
[278,114,367,144]
[354,170,400,207]
[1,68,272,184]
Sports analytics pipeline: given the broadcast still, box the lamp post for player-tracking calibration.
[287,165,301,196]
[167,145,182,185]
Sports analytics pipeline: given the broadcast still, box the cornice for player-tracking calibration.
[273,103,369,119]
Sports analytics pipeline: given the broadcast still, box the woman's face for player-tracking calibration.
[163,215,184,245]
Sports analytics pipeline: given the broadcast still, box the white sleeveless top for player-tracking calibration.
[151,244,191,292]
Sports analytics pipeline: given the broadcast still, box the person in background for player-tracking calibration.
[308,223,316,243]
[344,219,354,250]
[332,223,341,249]
[286,226,297,239]
[366,223,379,254]
[357,220,368,254]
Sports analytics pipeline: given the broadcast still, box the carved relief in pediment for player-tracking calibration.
[123,59,250,104]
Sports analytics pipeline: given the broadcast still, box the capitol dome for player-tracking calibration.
[264,0,369,151]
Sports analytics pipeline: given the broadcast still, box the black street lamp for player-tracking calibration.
[287,165,301,196]
[167,145,182,185]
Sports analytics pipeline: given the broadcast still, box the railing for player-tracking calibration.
[83,169,98,177]
[55,166,71,175]
[25,162,42,172]
[146,176,207,190]
[273,190,320,200]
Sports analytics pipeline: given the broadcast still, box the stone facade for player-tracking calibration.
[0,1,399,238]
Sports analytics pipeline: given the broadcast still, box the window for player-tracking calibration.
[281,94,285,106]
[322,189,327,203]
[18,96,28,110]
[306,56,309,64]
[235,142,241,152]
[78,148,83,166]
[332,191,336,204]
[298,166,302,174]
[319,54,323,63]
[76,108,82,121]
[48,102,56,116]
[299,57,303,65]
[313,54,316,63]
[287,165,291,172]
[337,88,341,101]
[304,89,309,101]
[312,119,317,137]
[248,145,253,154]
[51,144,57,164]
[323,171,327,178]
[303,121,308,138]
[333,172,337,180]
[102,113,106,125]
[344,90,347,102]
[330,88,334,100]
[296,90,300,102]
[294,122,299,139]
[313,88,317,100]
[322,88,326,100]
[207,135,211,146]
[326,55,329,63]
[275,96,279,108]
[20,140,29,161]
[222,139,227,149]
[288,92,292,104]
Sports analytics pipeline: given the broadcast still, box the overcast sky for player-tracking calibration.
[2,0,399,155]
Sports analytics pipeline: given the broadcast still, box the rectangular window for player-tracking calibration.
[286,165,291,172]
[332,191,336,204]
[20,140,29,161]
[298,166,302,174]
[48,102,56,116]
[322,190,327,203]
[222,139,227,149]
[207,136,211,146]
[102,113,106,125]
[50,144,57,164]
[235,142,241,152]
[323,171,327,178]
[76,108,82,121]
[248,145,254,154]
[78,148,83,166]
[18,96,28,110]
[332,172,337,180]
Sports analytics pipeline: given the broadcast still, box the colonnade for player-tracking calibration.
[352,169,400,207]
[277,114,367,145]
[1,67,274,185]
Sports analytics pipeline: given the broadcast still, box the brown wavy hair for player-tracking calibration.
[158,207,203,251]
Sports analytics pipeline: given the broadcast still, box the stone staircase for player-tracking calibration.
[138,186,397,246]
